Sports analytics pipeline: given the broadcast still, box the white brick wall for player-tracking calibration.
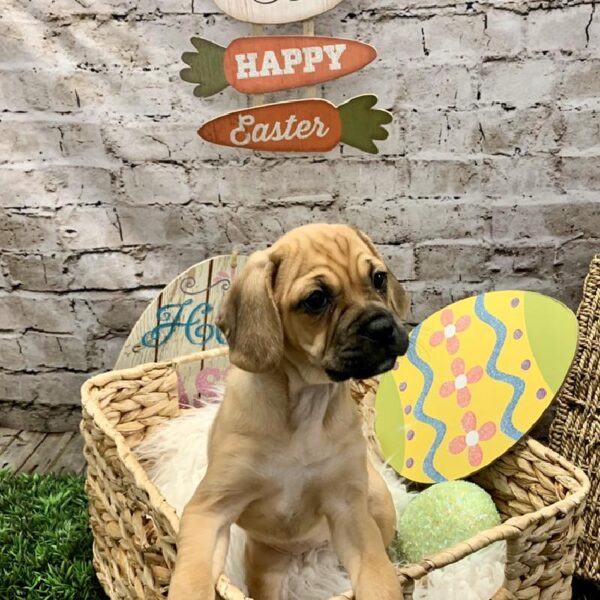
[1,0,599,430]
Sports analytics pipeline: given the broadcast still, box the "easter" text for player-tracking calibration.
[229,113,330,146]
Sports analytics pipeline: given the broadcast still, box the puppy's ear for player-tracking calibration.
[352,227,411,320]
[216,251,283,373]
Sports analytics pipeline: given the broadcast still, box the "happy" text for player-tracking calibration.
[235,44,347,79]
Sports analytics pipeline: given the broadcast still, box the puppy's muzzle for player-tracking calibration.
[325,310,409,382]
[359,313,402,345]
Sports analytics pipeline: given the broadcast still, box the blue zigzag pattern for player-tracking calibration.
[407,324,446,482]
[474,294,524,440]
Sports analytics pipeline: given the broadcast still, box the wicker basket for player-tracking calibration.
[81,347,590,600]
[549,255,600,583]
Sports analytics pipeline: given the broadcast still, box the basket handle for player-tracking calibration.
[217,574,253,600]
[169,347,230,368]
[329,520,520,600]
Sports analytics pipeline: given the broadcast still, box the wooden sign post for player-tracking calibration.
[180,0,393,154]
[213,0,345,24]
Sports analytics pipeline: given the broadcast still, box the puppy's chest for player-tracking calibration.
[269,424,338,497]
[240,428,340,534]
[237,385,357,540]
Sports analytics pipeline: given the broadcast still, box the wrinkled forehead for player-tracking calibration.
[272,227,383,299]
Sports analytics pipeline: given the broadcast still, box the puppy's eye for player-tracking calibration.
[302,290,329,313]
[373,271,387,290]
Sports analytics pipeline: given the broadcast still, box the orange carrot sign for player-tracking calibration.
[198,95,392,154]
[181,37,377,97]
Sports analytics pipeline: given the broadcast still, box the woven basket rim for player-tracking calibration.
[81,347,229,535]
[81,347,591,598]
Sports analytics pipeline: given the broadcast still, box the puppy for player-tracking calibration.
[168,224,410,600]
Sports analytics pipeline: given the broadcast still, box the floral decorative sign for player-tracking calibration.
[181,36,377,97]
[177,366,229,409]
[198,95,392,154]
[213,0,345,24]
[374,291,578,484]
[115,254,247,408]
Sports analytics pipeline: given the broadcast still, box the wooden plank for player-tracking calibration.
[0,429,85,476]
[50,432,86,475]
[183,254,240,405]
[0,427,18,455]
[0,430,45,472]
[251,24,266,107]
[303,20,319,99]
[18,432,74,475]
[214,0,344,24]
[156,260,209,363]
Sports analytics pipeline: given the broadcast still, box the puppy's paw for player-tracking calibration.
[167,578,215,600]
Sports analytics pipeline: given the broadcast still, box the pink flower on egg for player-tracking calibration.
[439,358,483,407]
[429,309,471,354]
[448,412,497,467]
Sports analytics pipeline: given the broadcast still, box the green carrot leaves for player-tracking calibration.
[180,38,228,98]
[338,94,393,154]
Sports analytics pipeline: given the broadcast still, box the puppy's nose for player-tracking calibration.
[360,313,396,343]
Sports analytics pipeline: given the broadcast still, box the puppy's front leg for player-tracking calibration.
[325,491,402,600]
[245,537,291,600]
[367,462,397,548]
[168,505,229,600]
[168,471,248,600]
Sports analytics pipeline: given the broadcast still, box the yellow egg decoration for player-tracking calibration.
[375,291,578,484]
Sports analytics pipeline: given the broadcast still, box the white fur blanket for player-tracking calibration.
[135,404,506,600]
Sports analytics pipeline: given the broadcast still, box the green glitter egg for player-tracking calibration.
[397,481,501,563]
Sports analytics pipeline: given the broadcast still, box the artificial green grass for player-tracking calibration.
[0,469,107,600]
